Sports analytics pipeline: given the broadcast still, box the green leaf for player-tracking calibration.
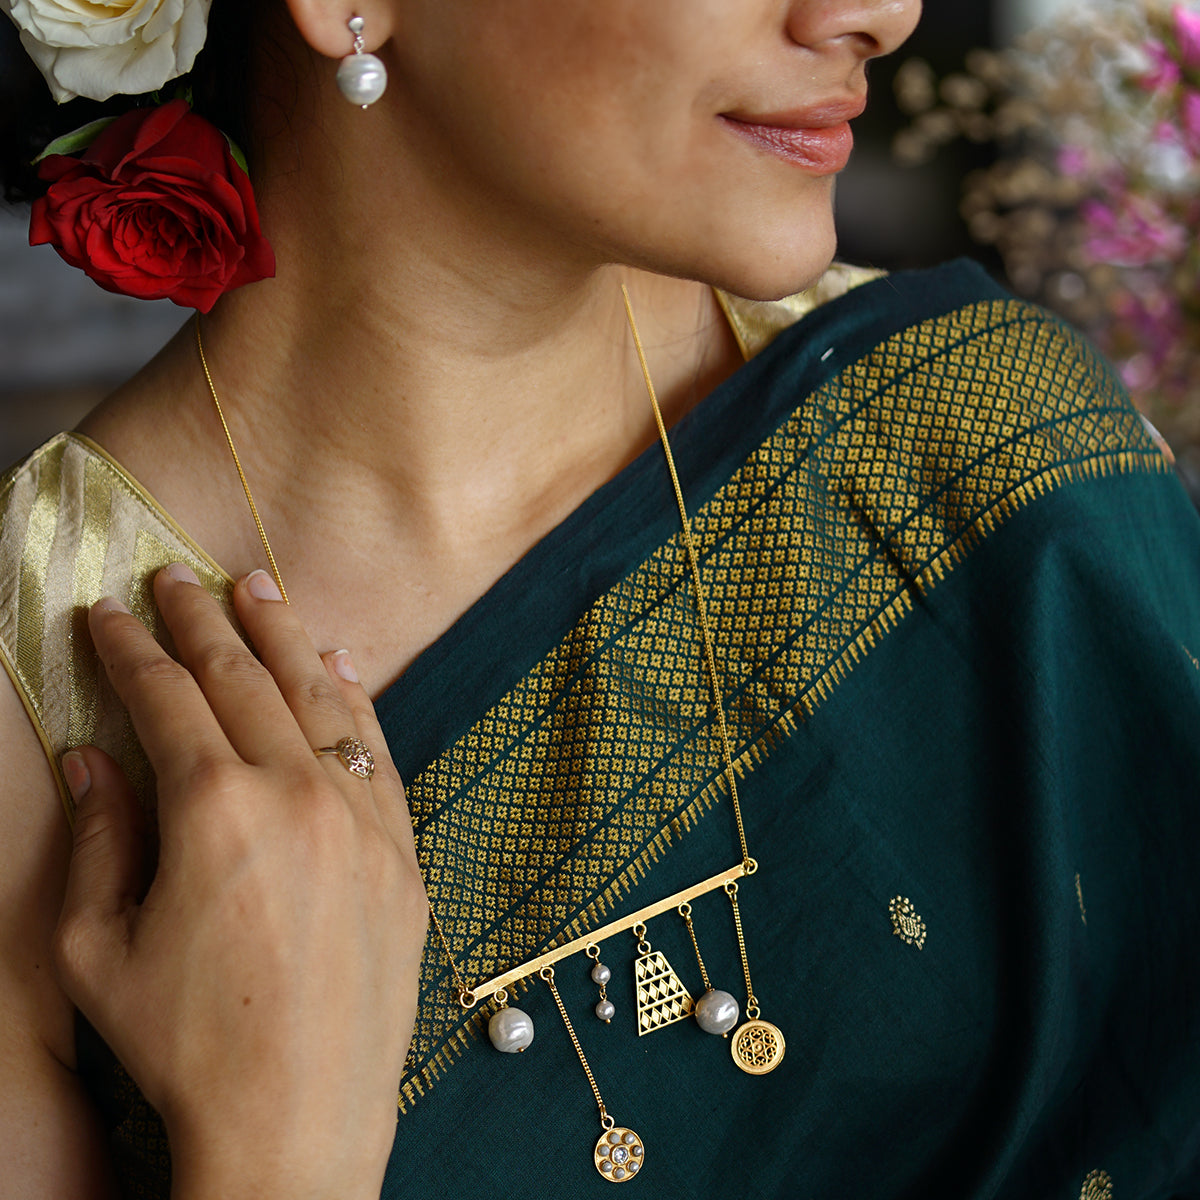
[223,134,250,177]
[33,117,118,163]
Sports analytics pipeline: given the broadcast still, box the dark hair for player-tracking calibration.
[1,1,257,204]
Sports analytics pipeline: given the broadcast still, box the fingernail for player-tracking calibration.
[331,649,359,683]
[94,596,130,615]
[246,569,283,601]
[165,562,201,586]
[62,751,91,801]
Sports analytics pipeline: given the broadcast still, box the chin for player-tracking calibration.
[687,207,841,303]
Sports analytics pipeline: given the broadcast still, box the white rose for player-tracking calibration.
[1,0,213,104]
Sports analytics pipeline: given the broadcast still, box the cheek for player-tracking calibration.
[403,1,712,173]
[395,0,841,294]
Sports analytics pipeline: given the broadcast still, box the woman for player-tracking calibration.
[2,1,1199,1197]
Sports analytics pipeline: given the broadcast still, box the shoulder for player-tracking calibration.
[1,432,233,813]
[720,258,1164,470]
[721,260,1185,588]
[782,261,1170,492]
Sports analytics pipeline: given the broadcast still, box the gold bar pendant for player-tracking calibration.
[462,862,748,1007]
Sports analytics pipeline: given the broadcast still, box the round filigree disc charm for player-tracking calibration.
[594,1127,644,1182]
[731,1019,785,1075]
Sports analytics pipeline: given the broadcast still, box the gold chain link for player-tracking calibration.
[724,881,759,1020]
[541,967,612,1128]
[620,286,753,874]
[677,902,712,992]
[427,908,475,1007]
[195,317,290,605]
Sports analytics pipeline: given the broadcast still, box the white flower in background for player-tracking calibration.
[1,0,212,104]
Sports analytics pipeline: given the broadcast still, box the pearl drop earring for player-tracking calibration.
[336,15,387,108]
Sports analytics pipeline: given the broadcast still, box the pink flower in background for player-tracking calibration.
[1174,4,1200,68]
[1140,39,1182,89]
[1080,193,1188,266]
[1182,88,1200,149]
[1056,144,1091,176]
[895,2,1200,440]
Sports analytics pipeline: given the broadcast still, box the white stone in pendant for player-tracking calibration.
[336,52,388,107]
[595,1127,644,1182]
[488,1005,534,1052]
[591,962,612,985]
[694,988,739,1035]
[595,998,616,1022]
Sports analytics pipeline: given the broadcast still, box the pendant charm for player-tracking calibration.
[587,943,615,1022]
[595,1125,645,1182]
[731,1018,785,1075]
[632,924,693,1035]
[487,989,534,1053]
[694,988,740,1036]
[675,903,739,1035]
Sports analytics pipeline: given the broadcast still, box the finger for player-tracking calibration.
[152,565,340,766]
[88,596,241,790]
[229,570,366,755]
[54,748,145,1013]
[321,649,416,854]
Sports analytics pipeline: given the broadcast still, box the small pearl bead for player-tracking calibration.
[336,52,387,107]
[694,988,740,1035]
[595,998,616,1022]
[590,962,612,985]
[488,1006,534,1052]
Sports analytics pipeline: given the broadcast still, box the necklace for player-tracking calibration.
[194,292,785,1183]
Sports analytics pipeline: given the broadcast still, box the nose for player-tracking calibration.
[786,0,923,61]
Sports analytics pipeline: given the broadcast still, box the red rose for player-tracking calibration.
[30,100,275,313]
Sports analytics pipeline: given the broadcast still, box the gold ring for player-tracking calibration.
[313,736,375,779]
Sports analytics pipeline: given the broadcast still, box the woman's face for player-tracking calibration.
[387,0,922,298]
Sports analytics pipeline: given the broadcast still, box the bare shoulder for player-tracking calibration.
[0,674,115,1197]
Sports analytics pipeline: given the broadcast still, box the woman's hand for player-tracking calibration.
[53,564,428,1200]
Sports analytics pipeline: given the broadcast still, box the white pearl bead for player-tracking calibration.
[488,1005,534,1052]
[590,962,612,985]
[595,998,615,1022]
[694,988,740,1035]
[336,52,387,107]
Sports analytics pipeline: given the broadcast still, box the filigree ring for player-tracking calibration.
[313,736,375,779]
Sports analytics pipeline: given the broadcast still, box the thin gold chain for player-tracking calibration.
[724,881,759,1020]
[620,285,755,875]
[194,318,477,1000]
[677,902,712,992]
[541,966,613,1128]
[195,316,290,604]
[428,908,470,999]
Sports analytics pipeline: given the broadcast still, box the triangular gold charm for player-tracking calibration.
[634,949,694,1035]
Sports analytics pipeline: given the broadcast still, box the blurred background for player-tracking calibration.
[4,0,1198,501]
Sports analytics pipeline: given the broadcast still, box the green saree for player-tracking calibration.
[374,260,1200,1199]
[3,259,1198,1199]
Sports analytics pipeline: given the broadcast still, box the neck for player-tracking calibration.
[200,257,731,541]
[79,155,742,687]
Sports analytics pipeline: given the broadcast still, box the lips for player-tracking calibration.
[721,100,866,174]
